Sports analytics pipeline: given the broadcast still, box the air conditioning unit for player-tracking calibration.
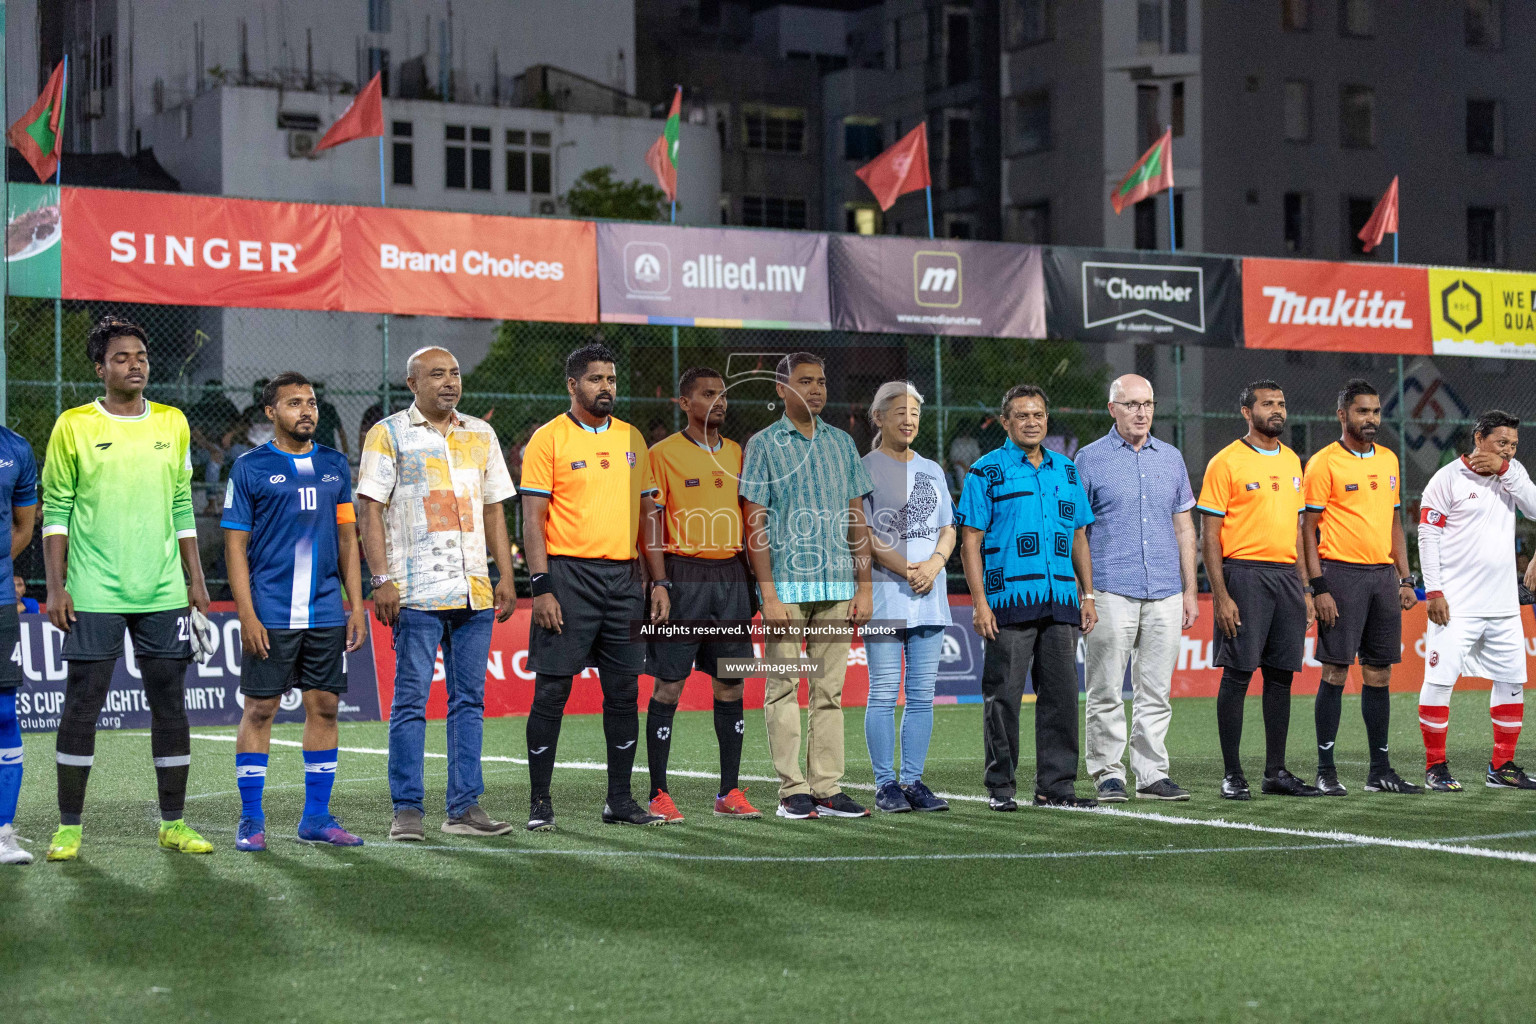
[287,131,317,159]
[537,199,557,216]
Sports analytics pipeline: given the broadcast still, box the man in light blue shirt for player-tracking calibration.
[1074,374,1198,802]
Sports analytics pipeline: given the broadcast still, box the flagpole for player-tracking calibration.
[925,186,934,239]
[925,174,941,462]
[379,127,390,431]
[53,53,66,419]
[1167,187,1176,253]
[0,1,8,427]
[669,86,679,430]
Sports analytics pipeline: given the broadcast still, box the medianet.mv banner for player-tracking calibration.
[828,235,1046,338]
[597,222,831,329]
[1043,248,1243,346]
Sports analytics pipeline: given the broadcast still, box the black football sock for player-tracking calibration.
[141,658,191,821]
[601,673,641,801]
[1216,668,1251,777]
[527,675,572,800]
[55,660,116,825]
[645,696,677,800]
[714,697,745,795]
[1361,684,1393,770]
[1261,668,1295,776]
[1314,679,1344,770]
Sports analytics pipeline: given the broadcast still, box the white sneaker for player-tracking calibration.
[0,823,34,865]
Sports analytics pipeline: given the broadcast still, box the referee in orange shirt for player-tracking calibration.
[1302,379,1422,795]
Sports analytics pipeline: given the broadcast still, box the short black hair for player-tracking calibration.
[1337,378,1378,411]
[87,315,148,365]
[1474,409,1520,440]
[1240,379,1284,410]
[262,371,313,409]
[678,365,724,397]
[775,351,825,383]
[565,342,617,381]
[1000,383,1049,418]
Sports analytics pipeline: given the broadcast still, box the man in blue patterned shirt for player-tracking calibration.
[959,384,1097,810]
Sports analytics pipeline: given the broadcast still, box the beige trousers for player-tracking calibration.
[762,599,853,799]
[1083,590,1182,786]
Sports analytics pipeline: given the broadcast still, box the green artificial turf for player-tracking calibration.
[4,692,1536,1023]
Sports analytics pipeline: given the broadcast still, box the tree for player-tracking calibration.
[562,166,667,221]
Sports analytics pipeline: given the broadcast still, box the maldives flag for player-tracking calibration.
[8,62,67,182]
[315,72,384,152]
[1110,129,1174,214]
[1358,176,1399,253]
[646,87,682,202]
[855,123,931,211]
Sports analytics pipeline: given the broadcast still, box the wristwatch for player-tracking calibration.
[1399,574,1418,588]
[370,574,393,589]
[651,578,673,591]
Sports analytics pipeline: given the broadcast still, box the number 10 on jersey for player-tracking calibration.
[298,486,317,510]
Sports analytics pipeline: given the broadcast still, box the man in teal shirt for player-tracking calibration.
[742,352,875,821]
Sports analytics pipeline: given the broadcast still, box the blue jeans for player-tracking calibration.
[863,625,944,787]
[389,607,494,817]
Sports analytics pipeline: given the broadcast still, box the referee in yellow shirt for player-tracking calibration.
[1197,380,1319,800]
[1302,379,1422,795]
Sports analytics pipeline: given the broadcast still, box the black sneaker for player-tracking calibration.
[1095,778,1129,803]
[1314,767,1348,796]
[901,781,949,812]
[527,796,556,832]
[1033,792,1099,808]
[1365,766,1425,794]
[1487,761,1536,790]
[1220,773,1251,801]
[1425,761,1463,792]
[602,795,666,826]
[775,794,820,819]
[1135,778,1190,801]
[814,792,870,818]
[988,794,1018,812]
[874,782,912,813]
[1261,768,1323,797]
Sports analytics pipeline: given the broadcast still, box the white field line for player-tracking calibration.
[186,733,1536,865]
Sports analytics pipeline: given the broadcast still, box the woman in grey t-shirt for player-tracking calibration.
[861,381,955,814]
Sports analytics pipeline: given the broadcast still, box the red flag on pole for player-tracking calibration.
[7,62,67,182]
[1357,176,1399,253]
[1110,129,1174,214]
[315,73,385,152]
[645,88,683,203]
[854,123,931,212]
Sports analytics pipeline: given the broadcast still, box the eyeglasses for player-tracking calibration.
[1112,401,1155,414]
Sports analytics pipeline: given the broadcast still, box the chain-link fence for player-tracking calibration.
[10,294,1535,596]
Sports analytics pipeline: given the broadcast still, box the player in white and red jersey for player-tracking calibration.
[1417,410,1536,792]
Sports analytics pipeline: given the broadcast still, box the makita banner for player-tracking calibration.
[827,235,1046,337]
[597,222,831,329]
[15,609,381,733]
[1043,248,1242,346]
[1242,258,1431,354]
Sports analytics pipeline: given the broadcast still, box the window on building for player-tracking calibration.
[1284,192,1312,254]
[1138,1,1163,53]
[741,196,808,229]
[1282,0,1311,30]
[1339,85,1374,148]
[391,120,413,186]
[1468,206,1503,265]
[445,125,466,188]
[946,216,973,240]
[1172,81,1186,136]
[846,205,879,234]
[1007,201,1051,243]
[506,131,553,193]
[368,48,391,97]
[368,0,392,33]
[1346,196,1375,255]
[947,115,973,189]
[470,126,491,191]
[1467,99,1504,155]
[1284,80,1312,142]
[506,130,526,192]
[1169,0,1188,52]
[742,106,806,153]
[844,118,883,161]
[1006,0,1052,47]
[1137,84,1160,150]
[1010,90,1050,154]
[1339,0,1372,37]
[1135,198,1158,249]
[1466,0,1501,48]
[95,33,115,89]
[531,132,553,193]
[890,17,902,68]
[946,10,973,85]
[1172,192,1184,249]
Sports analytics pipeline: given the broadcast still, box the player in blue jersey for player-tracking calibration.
[0,428,38,865]
[222,372,369,851]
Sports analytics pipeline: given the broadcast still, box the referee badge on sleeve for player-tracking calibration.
[1292,476,1302,491]
[626,451,637,466]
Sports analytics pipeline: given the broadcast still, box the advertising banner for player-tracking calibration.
[1428,267,1536,360]
[340,206,597,322]
[1242,257,1431,354]
[16,608,381,732]
[6,182,61,298]
[827,235,1045,337]
[1043,248,1243,346]
[60,187,344,311]
[597,222,830,329]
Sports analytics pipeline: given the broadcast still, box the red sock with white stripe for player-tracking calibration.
[1491,682,1524,767]
[1419,679,1452,769]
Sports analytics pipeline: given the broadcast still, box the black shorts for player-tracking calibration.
[1315,560,1402,667]
[0,603,20,688]
[528,557,646,677]
[240,626,349,698]
[1213,560,1306,674]
[62,608,191,663]
[646,553,755,681]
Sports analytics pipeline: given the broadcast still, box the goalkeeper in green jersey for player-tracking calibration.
[42,316,213,860]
